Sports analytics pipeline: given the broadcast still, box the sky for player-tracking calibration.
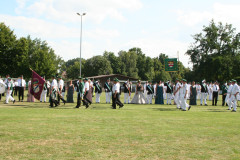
[1,0,240,68]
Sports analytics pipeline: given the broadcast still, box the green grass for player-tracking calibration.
[0,92,240,160]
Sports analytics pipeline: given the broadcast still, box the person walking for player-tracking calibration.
[5,77,15,104]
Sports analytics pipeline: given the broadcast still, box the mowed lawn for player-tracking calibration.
[0,92,240,160]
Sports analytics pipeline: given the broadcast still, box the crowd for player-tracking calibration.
[0,75,239,112]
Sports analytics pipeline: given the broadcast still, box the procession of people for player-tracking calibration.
[0,74,239,112]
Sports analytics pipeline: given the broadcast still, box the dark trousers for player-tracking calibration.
[47,88,50,97]
[14,87,18,96]
[50,96,58,107]
[82,91,91,107]
[112,93,123,109]
[18,87,24,101]
[0,94,1,100]
[222,94,226,106]
[76,93,83,107]
[57,89,66,105]
[212,92,218,105]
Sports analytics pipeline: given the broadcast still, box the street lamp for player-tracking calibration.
[76,12,86,77]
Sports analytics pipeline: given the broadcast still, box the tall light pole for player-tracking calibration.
[77,12,86,77]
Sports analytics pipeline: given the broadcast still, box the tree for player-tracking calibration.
[84,56,113,77]
[0,23,17,76]
[186,20,240,82]
[103,51,121,74]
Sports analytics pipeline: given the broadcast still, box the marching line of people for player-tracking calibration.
[0,75,239,112]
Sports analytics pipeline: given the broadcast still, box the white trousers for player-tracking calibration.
[40,90,47,102]
[180,96,189,110]
[6,90,14,103]
[167,93,172,104]
[147,94,153,104]
[229,96,238,111]
[201,92,207,105]
[209,91,213,100]
[124,93,131,103]
[96,93,101,103]
[105,92,111,103]
[197,92,201,99]
[225,94,230,105]
[174,92,181,108]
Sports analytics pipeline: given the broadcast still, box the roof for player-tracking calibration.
[87,74,138,80]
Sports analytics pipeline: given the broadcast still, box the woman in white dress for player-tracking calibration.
[131,80,147,104]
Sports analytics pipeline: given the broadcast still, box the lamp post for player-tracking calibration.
[77,12,86,77]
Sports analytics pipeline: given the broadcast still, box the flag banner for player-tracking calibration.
[30,69,45,100]
[164,58,178,72]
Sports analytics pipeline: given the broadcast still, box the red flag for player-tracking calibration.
[30,69,45,100]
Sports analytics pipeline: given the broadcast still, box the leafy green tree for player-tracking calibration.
[103,51,121,74]
[84,56,113,77]
[186,20,240,82]
[0,23,17,76]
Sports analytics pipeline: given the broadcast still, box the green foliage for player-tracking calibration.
[0,23,62,79]
[84,56,113,77]
[186,20,240,82]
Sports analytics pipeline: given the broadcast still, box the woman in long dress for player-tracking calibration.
[131,80,147,104]
[190,81,197,105]
[67,80,74,103]
[155,81,164,104]
[27,80,35,102]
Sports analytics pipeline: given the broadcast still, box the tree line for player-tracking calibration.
[1,20,240,83]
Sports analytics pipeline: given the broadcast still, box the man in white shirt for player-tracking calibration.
[208,82,213,100]
[212,81,220,106]
[5,77,15,104]
[112,78,124,109]
[200,80,208,106]
[14,80,18,96]
[57,76,66,105]
[174,79,181,109]
[50,75,58,107]
[180,79,191,111]
[226,81,233,107]
[0,76,4,101]
[82,78,91,108]
[17,75,26,102]
[229,80,239,112]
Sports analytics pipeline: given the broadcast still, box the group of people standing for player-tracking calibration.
[1,74,239,112]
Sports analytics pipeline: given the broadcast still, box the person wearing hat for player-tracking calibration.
[200,80,208,106]
[94,80,102,103]
[5,77,15,104]
[228,80,239,112]
[212,81,220,106]
[104,78,112,103]
[179,79,191,111]
[50,75,58,107]
[173,78,181,109]
[57,76,66,105]
[123,80,132,104]
[75,77,84,108]
[221,82,228,106]
[17,75,26,102]
[82,78,91,108]
[112,78,124,109]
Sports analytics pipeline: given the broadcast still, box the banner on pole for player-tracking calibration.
[30,69,45,100]
[164,58,178,72]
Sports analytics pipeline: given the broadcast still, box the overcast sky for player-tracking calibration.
[1,0,240,67]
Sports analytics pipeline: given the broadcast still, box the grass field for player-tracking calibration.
[0,92,240,160]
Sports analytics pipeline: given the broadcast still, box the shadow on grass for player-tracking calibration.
[204,108,227,112]
[151,107,178,111]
